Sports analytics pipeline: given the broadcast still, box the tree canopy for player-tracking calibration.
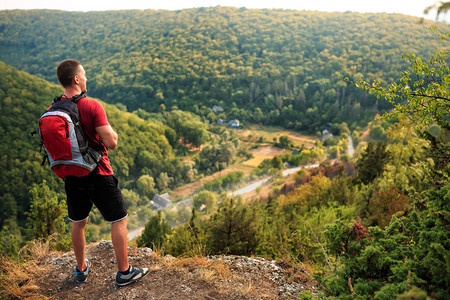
[0,8,448,132]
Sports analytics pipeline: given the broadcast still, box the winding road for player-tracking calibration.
[348,133,354,157]
[128,134,355,240]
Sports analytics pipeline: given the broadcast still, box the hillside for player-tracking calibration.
[8,240,317,299]
[0,58,324,245]
[1,7,448,299]
[0,7,448,131]
[0,61,177,232]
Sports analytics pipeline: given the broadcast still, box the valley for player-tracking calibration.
[0,6,448,299]
[128,125,356,240]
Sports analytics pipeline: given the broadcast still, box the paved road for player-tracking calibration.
[348,133,354,157]
[229,163,319,196]
[128,163,321,240]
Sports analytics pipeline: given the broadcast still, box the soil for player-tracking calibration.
[34,241,318,299]
[251,147,286,157]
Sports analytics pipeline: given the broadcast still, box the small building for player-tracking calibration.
[151,193,172,210]
[212,105,224,113]
[217,118,224,125]
[229,119,240,127]
[322,129,332,140]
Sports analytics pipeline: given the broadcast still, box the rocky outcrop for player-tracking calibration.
[34,240,318,299]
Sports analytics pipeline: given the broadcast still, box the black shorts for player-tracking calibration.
[65,174,128,223]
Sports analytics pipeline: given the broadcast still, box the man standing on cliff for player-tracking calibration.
[56,59,148,286]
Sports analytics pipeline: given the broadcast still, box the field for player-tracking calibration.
[237,125,317,148]
[170,165,253,199]
[171,126,319,200]
[242,146,286,167]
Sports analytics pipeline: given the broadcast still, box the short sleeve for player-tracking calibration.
[92,101,110,128]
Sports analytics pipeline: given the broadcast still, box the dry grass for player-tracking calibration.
[242,154,268,167]
[0,239,54,300]
[200,260,232,282]
[0,258,44,299]
[169,255,279,298]
[152,250,286,299]
[170,256,233,283]
[237,125,317,148]
[184,240,209,259]
[242,146,286,168]
[20,239,54,261]
[169,256,266,297]
[234,279,260,297]
[144,242,168,259]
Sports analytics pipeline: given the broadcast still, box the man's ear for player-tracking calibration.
[74,74,79,85]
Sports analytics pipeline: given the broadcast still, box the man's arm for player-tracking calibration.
[96,125,118,149]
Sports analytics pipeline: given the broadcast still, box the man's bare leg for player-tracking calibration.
[72,219,88,271]
[111,217,129,273]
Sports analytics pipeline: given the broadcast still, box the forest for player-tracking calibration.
[0,5,449,299]
[136,29,450,298]
[0,7,448,133]
[0,61,244,239]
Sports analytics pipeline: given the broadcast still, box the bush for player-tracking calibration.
[25,180,70,251]
[137,211,172,251]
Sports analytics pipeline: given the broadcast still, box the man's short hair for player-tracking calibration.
[57,59,82,88]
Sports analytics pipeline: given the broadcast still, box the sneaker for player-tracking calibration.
[75,259,91,283]
[116,266,149,286]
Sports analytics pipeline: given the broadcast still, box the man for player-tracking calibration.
[56,59,148,286]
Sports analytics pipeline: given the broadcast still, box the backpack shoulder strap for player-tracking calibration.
[70,92,86,103]
[52,95,63,104]
[51,92,86,104]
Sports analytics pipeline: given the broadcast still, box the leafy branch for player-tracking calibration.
[347,27,450,131]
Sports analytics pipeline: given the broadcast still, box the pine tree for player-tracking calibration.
[206,197,261,255]
[356,141,389,184]
[137,211,172,250]
[25,180,70,251]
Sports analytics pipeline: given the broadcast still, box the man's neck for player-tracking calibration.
[63,87,83,99]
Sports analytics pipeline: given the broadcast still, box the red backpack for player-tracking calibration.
[35,93,103,178]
